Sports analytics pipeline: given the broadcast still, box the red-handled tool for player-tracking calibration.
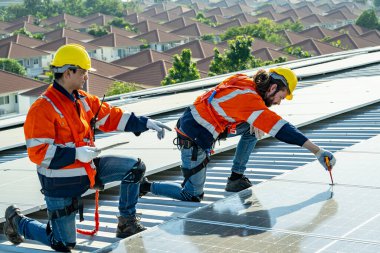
[324,156,334,185]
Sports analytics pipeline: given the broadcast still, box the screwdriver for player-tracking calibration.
[324,156,334,185]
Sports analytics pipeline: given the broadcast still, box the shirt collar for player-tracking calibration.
[53,80,75,102]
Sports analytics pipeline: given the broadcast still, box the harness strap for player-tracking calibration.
[181,156,210,187]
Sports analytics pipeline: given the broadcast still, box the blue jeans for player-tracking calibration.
[151,123,257,201]
[17,155,141,248]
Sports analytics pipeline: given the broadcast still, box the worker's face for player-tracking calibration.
[67,68,88,90]
[264,84,288,107]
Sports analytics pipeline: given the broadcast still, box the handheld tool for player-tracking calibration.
[324,156,334,185]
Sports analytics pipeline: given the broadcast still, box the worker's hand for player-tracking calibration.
[75,146,101,163]
[315,148,336,171]
[249,125,265,139]
[146,119,172,140]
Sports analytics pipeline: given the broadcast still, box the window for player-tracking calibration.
[0,96,9,105]
[33,58,39,65]
[15,95,18,104]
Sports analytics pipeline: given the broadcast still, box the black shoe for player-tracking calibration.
[3,205,24,245]
[225,175,252,192]
[116,215,146,238]
[139,177,151,197]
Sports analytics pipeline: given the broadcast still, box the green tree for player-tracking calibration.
[161,49,200,86]
[12,28,33,37]
[106,81,139,96]
[194,12,217,27]
[285,46,312,58]
[208,48,227,76]
[85,0,124,16]
[224,36,254,72]
[88,24,109,37]
[356,9,379,29]
[62,0,86,17]
[109,17,136,32]
[0,58,27,76]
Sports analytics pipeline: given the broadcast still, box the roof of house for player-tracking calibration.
[215,19,243,30]
[196,55,213,72]
[43,28,95,42]
[89,33,143,47]
[87,72,118,97]
[5,22,47,34]
[255,10,286,21]
[45,19,88,30]
[35,37,100,52]
[0,21,11,30]
[125,13,145,24]
[324,9,357,21]
[282,38,343,56]
[81,14,115,27]
[163,17,197,30]
[360,30,380,44]
[278,30,309,45]
[180,9,197,18]
[111,49,173,68]
[316,3,332,12]
[112,60,173,88]
[165,39,227,59]
[294,4,324,17]
[108,26,137,38]
[134,20,172,34]
[335,24,369,37]
[252,47,298,62]
[140,8,159,18]
[207,15,230,25]
[228,13,258,24]
[326,33,378,50]
[91,58,130,77]
[205,7,236,18]
[299,26,341,40]
[0,34,45,48]
[40,13,84,26]
[0,42,49,59]
[0,70,46,94]
[133,29,185,43]
[299,13,335,26]
[227,3,254,14]
[170,23,222,37]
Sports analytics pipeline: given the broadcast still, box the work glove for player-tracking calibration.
[146,119,172,140]
[250,125,265,140]
[75,146,101,163]
[315,148,336,171]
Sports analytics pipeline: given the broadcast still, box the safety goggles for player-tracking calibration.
[51,65,86,74]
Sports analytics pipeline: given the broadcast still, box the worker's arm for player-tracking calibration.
[275,123,336,170]
[24,100,76,169]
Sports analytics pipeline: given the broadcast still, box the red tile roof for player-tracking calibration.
[0,70,46,94]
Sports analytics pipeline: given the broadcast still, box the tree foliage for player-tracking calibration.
[356,9,379,30]
[0,58,27,76]
[208,48,227,76]
[161,49,200,86]
[108,17,137,32]
[284,46,312,58]
[106,81,139,96]
[88,24,109,37]
[194,12,217,27]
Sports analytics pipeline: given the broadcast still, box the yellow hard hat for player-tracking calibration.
[50,44,95,72]
[269,67,297,100]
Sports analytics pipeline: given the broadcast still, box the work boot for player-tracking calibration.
[3,205,24,245]
[139,177,151,197]
[116,215,146,238]
[225,175,252,192]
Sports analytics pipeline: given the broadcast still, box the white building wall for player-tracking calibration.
[18,95,37,114]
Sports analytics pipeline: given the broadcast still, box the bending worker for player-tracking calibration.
[140,67,336,201]
[3,44,171,252]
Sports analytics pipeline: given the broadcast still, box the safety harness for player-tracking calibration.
[44,89,103,236]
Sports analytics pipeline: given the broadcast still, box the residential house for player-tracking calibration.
[5,22,47,34]
[215,19,243,31]
[91,58,130,77]
[133,29,186,52]
[282,38,343,57]
[89,33,143,61]
[278,31,310,46]
[207,15,230,25]
[324,10,357,27]
[299,26,341,41]
[360,30,380,44]
[0,70,46,115]
[163,17,197,30]
[81,14,116,27]
[111,49,173,69]
[45,19,89,32]
[170,23,222,40]
[206,7,236,18]
[40,13,85,26]
[180,9,197,18]
[0,42,51,77]
[326,34,377,50]
[125,13,146,24]
[299,14,336,30]
[134,20,172,34]
[36,37,102,59]
[252,47,298,62]
[255,10,286,21]
[108,26,137,38]
[228,13,258,24]
[0,34,45,48]
[43,27,94,43]
[165,39,227,60]
[334,24,369,37]
[227,3,254,14]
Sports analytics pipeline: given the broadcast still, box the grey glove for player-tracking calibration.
[315,148,336,171]
[146,119,172,140]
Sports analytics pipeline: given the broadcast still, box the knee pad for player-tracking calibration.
[122,159,146,183]
[50,238,76,252]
